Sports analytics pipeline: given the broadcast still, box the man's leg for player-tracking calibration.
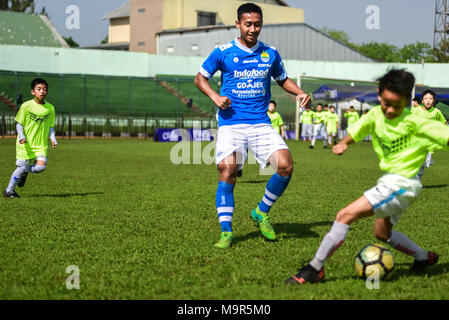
[214,153,239,248]
[252,149,292,241]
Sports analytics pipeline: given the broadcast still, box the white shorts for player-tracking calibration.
[16,156,48,167]
[215,123,288,170]
[313,123,327,139]
[301,123,313,138]
[364,174,422,225]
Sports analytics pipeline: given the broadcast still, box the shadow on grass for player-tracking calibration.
[422,184,448,189]
[28,192,105,198]
[239,180,268,184]
[235,220,333,243]
[346,262,449,282]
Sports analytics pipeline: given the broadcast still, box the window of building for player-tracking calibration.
[197,11,216,27]
[166,46,174,53]
[191,44,199,51]
[137,42,145,46]
[138,8,145,13]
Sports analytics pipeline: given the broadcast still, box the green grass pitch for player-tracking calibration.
[1,138,449,299]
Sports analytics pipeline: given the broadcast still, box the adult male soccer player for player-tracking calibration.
[309,103,327,149]
[286,69,447,284]
[194,3,310,248]
[412,90,447,180]
[300,105,314,141]
[325,105,339,146]
[3,78,57,198]
[344,106,360,128]
[267,100,285,139]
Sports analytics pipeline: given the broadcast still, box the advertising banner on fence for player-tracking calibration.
[154,128,215,142]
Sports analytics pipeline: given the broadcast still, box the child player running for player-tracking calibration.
[411,90,447,180]
[3,78,57,198]
[286,69,448,284]
[325,105,339,146]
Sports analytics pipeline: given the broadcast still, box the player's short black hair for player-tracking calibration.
[31,78,48,90]
[412,96,422,104]
[316,103,323,107]
[237,3,263,21]
[422,89,436,99]
[350,106,355,109]
[330,105,335,109]
[269,100,276,106]
[377,69,415,100]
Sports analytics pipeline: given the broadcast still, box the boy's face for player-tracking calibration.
[378,88,408,120]
[31,83,48,102]
[316,105,322,112]
[268,103,276,113]
[330,107,335,113]
[422,93,435,110]
[236,12,262,47]
[412,100,420,107]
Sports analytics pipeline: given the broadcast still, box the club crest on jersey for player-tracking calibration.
[261,51,269,63]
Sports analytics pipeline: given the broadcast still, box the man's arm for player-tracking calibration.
[332,134,355,155]
[194,73,231,110]
[280,124,286,139]
[276,78,311,108]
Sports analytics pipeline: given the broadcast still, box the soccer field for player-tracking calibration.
[1,138,449,300]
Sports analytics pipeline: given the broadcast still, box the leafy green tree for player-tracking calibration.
[356,42,400,62]
[398,42,432,63]
[63,36,79,48]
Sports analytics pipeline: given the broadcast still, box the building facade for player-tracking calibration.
[102,0,304,53]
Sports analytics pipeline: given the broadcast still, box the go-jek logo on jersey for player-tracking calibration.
[237,80,264,89]
[261,51,269,62]
[234,69,269,79]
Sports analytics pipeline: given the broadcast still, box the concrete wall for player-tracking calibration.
[1,44,448,88]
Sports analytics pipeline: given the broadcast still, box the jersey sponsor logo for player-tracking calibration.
[233,69,269,79]
[261,51,269,63]
[243,58,258,64]
[236,80,264,89]
[29,112,49,125]
[219,43,233,51]
[258,63,271,68]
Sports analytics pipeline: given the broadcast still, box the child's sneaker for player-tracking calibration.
[3,190,20,198]
[285,263,324,284]
[410,252,439,272]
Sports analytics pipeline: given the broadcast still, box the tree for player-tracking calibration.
[0,0,35,13]
[356,42,401,62]
[63,36,79,48]
[319,27,355,48]
[398,42,432,63]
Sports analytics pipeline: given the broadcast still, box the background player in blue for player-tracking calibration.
[194,3,311,249]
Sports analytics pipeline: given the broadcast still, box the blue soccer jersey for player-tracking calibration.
[199,37,287,127]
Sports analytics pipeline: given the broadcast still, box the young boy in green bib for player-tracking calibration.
[3,78,57,198]
[286,69,448,284]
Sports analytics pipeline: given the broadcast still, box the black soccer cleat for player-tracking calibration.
[309,145,314,149]
[237,169,243,178]
[285,263,324,285]
[410,252,439,272]
[3,190,20,198]
[18,172,28,188]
